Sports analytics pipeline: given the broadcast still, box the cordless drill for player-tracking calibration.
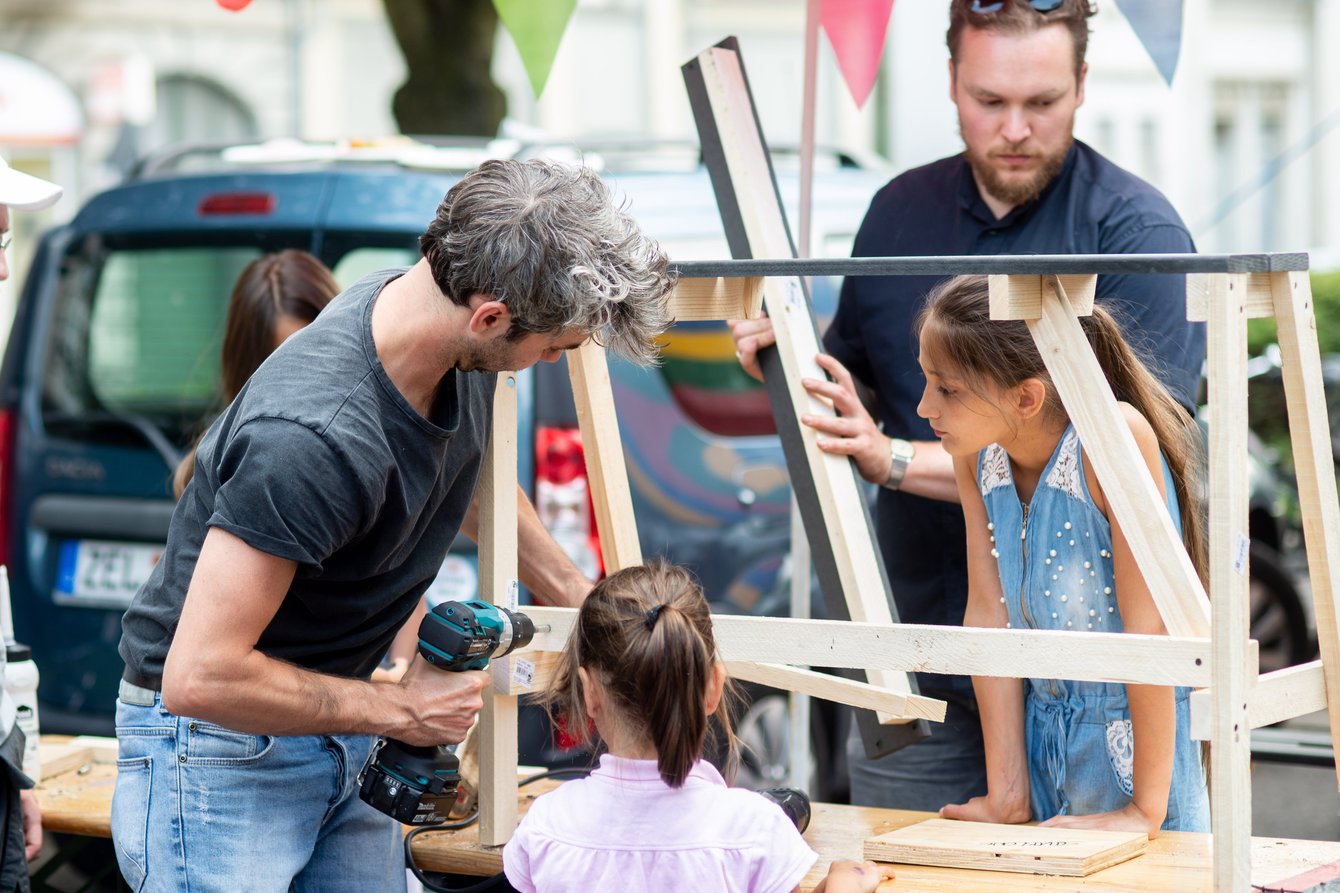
[358,599,538,825]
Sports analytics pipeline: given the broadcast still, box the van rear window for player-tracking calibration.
[41,245,261,450]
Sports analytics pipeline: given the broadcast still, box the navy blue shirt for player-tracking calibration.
[824,140,1203,697]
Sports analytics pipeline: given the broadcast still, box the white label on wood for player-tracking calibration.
[864,819,1148,877]
[1232,534,1250,577]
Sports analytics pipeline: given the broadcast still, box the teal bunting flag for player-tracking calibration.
[1114,0,1185,85]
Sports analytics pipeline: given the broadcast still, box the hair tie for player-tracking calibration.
[644,605,664,630]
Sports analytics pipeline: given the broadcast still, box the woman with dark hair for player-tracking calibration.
[172,249,339,498]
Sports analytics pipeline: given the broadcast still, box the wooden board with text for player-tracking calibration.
[865,818,1148,877]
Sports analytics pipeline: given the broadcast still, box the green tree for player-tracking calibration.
[382,0,507,137]
[1248,269,1340,357]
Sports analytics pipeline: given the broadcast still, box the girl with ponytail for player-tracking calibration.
[920,275,1209,834]
[502,560,894,892]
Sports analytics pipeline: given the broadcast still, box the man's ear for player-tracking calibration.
[1075,61,1088,108]
[467,297,512,342]
[948,58,958,101]
[1014,378,1049,421]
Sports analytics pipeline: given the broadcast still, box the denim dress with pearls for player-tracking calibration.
[978,425,1209,831]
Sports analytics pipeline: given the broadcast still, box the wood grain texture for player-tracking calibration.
[685,43,923,746]
[476,374,520,845]
[1206,272,1254,892]
[1270,270,1340,791]
[1189,661,1326,740]
[35,748,1340,893]
[521,606,1245,688]
[864,819,1148,877]
[1186,272,1275,321]
[725,662,947,721]
[669,275,764,320]
[567,341,643,571]
[988,274,1096,320]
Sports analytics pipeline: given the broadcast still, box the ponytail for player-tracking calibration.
[544,560,738,788]
[918,275,1206,584]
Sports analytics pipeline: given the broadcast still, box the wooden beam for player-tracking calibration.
[1189,660,1325,740]
[1186,272,1275,321]
[1271,270,1340,790]
[727,662,947,721]
[988,273,1096,320]
[1205,272,1253,892]
[476,373,520,846]
[990,275,1212,638]
[670,275,765,321]
[521,607,1249,688]
[567,340,642,570]
[685,39,925,750]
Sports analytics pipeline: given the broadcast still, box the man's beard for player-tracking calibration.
[965,132,1072,210]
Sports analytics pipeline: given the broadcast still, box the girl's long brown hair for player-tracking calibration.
[916,275,1207,585]
[172,249,339,498]
[544,560,738,788]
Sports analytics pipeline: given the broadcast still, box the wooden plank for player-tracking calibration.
[1189,661,1326,740]
[669,275,764,320]
[521,607,1246,688]
[1186,273,1276,321]
[1270,270,1340,791]
[476,373,520,846]
[988,274,1096,320]
[1206,272,1253,892]
[37,743,94,781]
[864,818,1148,877]
[725,662,947,722]
[669,251,1310,280]
[993,274,1212,638]
[67,736,118,763]
[685,39,924,750]
[567,340,642,571]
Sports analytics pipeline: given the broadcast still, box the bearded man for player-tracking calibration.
[730,0,1202,811]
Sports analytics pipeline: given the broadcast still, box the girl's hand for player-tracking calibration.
[813,860,896,892]
[940,793,1030,825]
[1040,802,1159,836]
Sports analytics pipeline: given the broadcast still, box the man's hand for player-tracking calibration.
[19,789,41,861]
[392,659,489,746]
[800,353,891,485]
[940,792,1030,825]
[727,316,775,382]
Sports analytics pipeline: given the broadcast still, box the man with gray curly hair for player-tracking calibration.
[113,159,675,892]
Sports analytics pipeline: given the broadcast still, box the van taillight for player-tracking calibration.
[197,193,276,216]
[0,410,14,570]
[535,426,602,588]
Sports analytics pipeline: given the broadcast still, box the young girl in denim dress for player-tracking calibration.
[922,275,1209,834]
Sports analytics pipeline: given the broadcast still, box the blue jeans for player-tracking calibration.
[845,694,988,810]
[111,694,406,893]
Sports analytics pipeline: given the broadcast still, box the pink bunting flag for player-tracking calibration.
[820,0,896,109]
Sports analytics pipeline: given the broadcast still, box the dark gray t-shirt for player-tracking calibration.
[119,269,496,680]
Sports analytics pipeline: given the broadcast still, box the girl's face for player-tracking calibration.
[916,331,1016,457]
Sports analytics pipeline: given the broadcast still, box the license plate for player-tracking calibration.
[55,539,163,608]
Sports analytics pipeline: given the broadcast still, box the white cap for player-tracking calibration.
[0,157,62,211]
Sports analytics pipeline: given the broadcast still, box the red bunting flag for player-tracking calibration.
[820,0,896,109]
[215,0,253,10]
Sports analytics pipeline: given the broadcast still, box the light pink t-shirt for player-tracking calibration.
[503,754,817,893]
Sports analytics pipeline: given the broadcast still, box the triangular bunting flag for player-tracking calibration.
[820,0,896,109]
[1114,0,1184,85]
[492,0,578,97]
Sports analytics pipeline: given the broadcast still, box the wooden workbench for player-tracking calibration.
[35,750,1340,892]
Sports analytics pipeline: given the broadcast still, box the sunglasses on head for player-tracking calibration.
[969,0,1065,12]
